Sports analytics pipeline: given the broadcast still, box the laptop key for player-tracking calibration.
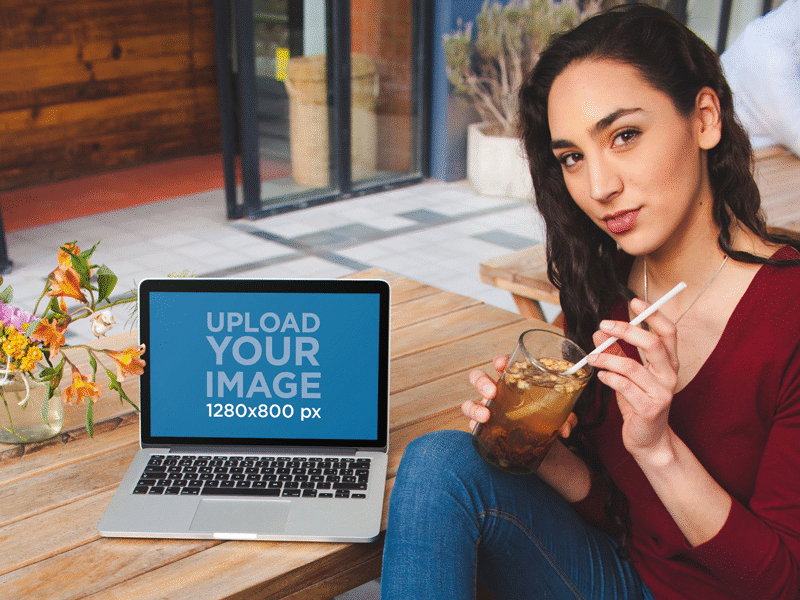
[352,494,367,499]
[332,482,367,491]
[133,486,150,494]
[282,489,301,497]
[201,487,281,497]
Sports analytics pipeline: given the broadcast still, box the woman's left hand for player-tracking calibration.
[587,297,680,459]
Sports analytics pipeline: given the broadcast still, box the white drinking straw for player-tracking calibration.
[562,281,687,376]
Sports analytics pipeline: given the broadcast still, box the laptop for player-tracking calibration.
[98,277,390,543]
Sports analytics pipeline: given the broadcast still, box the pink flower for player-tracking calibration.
[0,302,36,330]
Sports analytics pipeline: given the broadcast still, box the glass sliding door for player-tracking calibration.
[254,0,333,205]
[214,0,430,219]
[349,0,424,192]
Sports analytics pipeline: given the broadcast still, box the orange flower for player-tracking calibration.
[57,243,80,268]
[62,370,102,406]
[105,344,146,381]
[48,264,86,302]
[28,318,67,358]
[47,243,88,302]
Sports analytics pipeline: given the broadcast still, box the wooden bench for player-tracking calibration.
[480,146,800,320]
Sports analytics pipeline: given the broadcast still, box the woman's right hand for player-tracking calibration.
[464,355,510,431]
[464,354,578,438]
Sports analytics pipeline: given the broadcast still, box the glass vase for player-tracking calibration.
[0,373,63,444]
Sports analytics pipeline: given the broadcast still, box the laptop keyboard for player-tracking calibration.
[133,455,372,499]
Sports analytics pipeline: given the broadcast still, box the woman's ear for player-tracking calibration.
[696,87,723,150]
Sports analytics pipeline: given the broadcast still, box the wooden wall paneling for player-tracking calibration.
[0,0,221,192]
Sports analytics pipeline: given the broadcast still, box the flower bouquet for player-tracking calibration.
[0,242,144,444]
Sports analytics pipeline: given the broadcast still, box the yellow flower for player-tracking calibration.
[19,346,43,372]
[62,370,102,406]
[105,345,146,381]
[2,327,29,361]
[28,318,67,358]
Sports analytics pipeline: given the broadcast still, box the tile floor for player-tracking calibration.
[4,178,559,346]
[2,175,558,600]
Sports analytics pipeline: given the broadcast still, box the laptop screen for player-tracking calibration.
[137,278,390,449]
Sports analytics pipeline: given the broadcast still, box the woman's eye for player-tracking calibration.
[559,153,581,167]
[613,128,640,147]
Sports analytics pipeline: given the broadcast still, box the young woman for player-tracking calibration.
[380,5,800,600]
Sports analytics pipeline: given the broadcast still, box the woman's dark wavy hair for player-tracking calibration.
[517,2,800,550]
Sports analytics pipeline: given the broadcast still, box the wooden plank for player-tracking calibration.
[0,442,139,526]
[0,66,218,113]
[0,418,137,488]
[67,539,379,600]
[0,87,217,132]
[345,268,445,304]
[479,243,559,306]
[390,289,483,329]
[279,555,383,600]
[391,303,526,359]
[0,535,220,600]
[390,319,543,394]
[0,115,221,190]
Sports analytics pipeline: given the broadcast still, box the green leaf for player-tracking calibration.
[0,284,13,304]
[69,252,92,288]
[96,265,118,303]
[40,385,53,426]
[47,297,63,315]
[106,368,139,411]
[23,318,41,339]
[89,353,98,378]
[79,241,100,260]
[86,400,95,438]
[45,360,65,389]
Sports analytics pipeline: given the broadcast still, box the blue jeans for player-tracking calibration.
[381,430,655,600]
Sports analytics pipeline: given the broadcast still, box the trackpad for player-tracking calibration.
[190,498,290,534]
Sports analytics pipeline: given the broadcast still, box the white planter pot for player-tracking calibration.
[467,122,533,200]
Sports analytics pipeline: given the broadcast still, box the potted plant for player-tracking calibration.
[443,0,598,198]
[0,242,144,444]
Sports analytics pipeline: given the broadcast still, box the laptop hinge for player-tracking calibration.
[154,445,362,456]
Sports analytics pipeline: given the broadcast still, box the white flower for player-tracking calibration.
[90,310,117,338]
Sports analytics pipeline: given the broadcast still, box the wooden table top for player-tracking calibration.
[0,269,551,600]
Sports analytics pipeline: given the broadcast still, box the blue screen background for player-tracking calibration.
[148,291,381,440]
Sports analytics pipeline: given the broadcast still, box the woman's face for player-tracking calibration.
[547,59,721,257]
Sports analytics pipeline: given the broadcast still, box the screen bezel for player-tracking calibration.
[137,277,390,450]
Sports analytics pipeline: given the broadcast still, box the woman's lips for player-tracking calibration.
[604,209,640,234]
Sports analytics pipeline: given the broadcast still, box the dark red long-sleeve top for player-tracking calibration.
[572,245,800,600]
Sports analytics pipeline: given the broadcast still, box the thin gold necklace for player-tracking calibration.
[644,253,729,324]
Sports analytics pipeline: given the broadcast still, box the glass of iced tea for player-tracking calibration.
[471,329,593,474]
